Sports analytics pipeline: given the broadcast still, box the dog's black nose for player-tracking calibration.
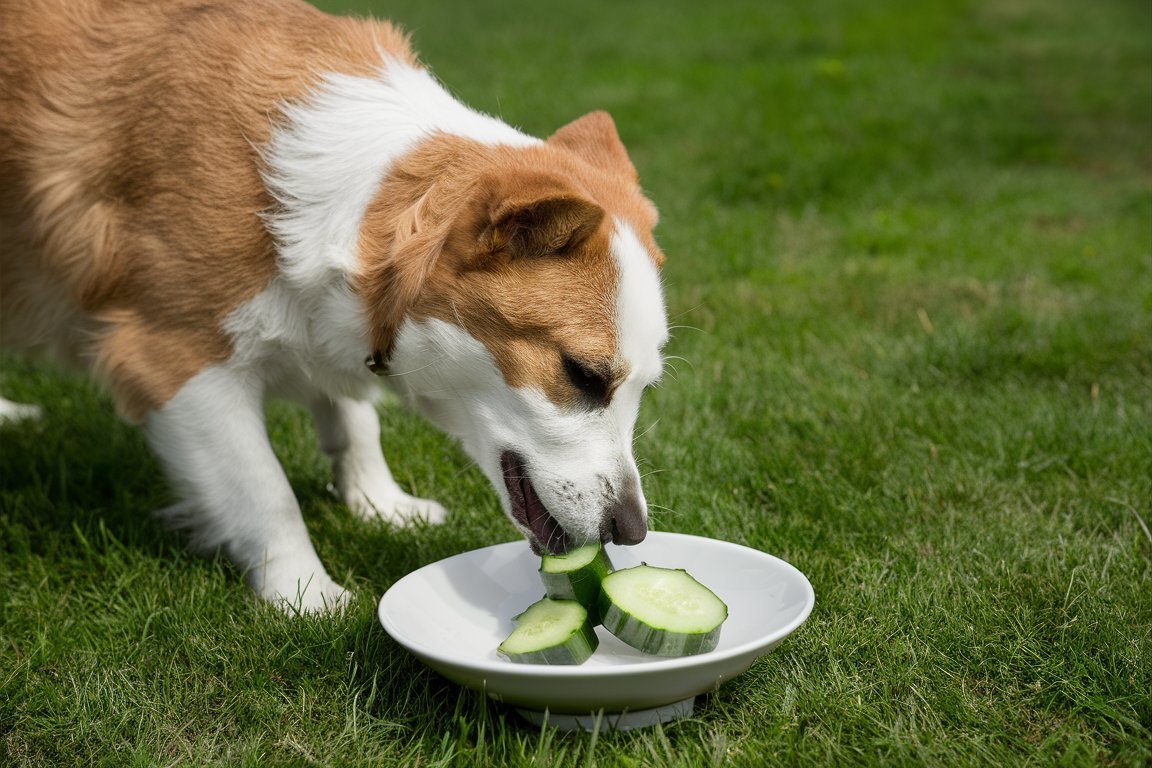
[611,512,647,545]
[601,473,647,546]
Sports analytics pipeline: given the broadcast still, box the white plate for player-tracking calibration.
[378,532,814,717]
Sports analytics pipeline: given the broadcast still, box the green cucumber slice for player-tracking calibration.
[598,565,727,656]
[539,541,614,622]
[497,597,599,665]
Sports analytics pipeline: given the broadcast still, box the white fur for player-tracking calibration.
[612,220,669,384]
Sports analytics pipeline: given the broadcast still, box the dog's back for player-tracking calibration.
[0,0,412,420]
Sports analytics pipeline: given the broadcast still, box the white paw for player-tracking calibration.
[252,565,350,615]
[343,484,449,527]
[387,491,449,526]
[0,398,42,423]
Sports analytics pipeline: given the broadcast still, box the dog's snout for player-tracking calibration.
[601,473,647,546]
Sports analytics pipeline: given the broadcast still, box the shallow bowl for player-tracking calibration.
[378,532,815,725]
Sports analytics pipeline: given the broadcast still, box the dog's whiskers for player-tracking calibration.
[381,354,449,377]
[633,418,660,443]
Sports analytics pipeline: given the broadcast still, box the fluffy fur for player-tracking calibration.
[0,0,668,612]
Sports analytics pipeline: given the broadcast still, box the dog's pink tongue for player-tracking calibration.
[522,478,567,554]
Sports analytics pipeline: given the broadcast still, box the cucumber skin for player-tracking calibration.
[599,601,723,656]
[497,612,599,665]
[538,546,614,624]
[597,567,727,656]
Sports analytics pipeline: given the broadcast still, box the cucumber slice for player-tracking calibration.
[497,597,599,665]
[539,541,614,622]
[598,565,727,656]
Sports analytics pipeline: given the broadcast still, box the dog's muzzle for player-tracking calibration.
[500,450,648,554]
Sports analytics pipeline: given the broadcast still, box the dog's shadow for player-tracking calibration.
[342,608,529,737]
[0,364,177,554]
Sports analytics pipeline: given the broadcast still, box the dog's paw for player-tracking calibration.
[247,553,349,615]
[0,398,42,423]
[259,570,350,615]
[343,484,449,527]
[384,492,449,527]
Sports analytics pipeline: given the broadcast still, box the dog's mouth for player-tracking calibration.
[500,450,570,555]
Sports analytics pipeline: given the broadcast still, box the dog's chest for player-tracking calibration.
[222,275,377,403]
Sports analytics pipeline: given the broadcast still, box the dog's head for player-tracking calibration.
[361,111,666,553]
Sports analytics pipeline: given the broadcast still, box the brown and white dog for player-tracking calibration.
[0,0,668,611]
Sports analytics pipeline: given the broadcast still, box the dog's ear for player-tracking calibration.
[359,173,605,367]
[476,173,605,262]
[485,194,604,261]
[547,111,637,181]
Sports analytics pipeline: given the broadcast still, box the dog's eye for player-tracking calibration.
[562,355,610,403]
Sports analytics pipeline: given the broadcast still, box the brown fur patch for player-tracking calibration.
[0,0,414,421]
[358,116,663,406]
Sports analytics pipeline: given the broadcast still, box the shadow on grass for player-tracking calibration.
[0,361,181,559]
[342,608,526,736]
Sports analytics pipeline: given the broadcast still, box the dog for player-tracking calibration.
[0,0,668,611]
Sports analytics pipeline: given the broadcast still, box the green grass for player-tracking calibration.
[2,0,1150,764]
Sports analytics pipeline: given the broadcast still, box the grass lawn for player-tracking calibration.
[2,0,1150,764]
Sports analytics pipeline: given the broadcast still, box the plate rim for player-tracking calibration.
[378,531,816,678]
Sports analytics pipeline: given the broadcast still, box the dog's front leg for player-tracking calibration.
[310,395,448,527]
[145,366,347,613]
